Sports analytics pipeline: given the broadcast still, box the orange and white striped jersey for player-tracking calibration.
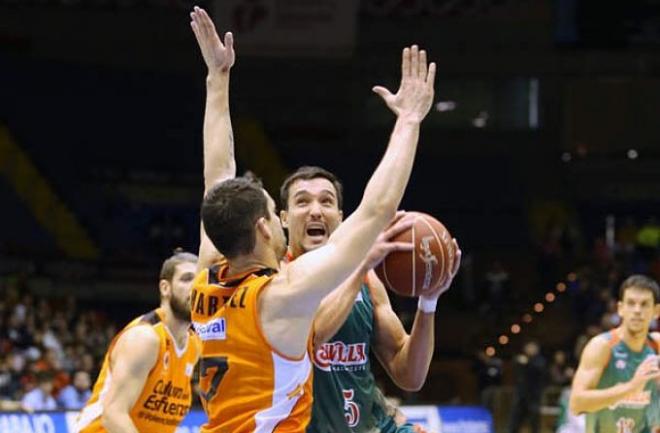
[76,308,201,433]
[191,263,313,433]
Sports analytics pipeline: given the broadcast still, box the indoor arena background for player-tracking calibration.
[2,1,660,432]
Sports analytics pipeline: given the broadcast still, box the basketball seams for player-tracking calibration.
[418,216,447,292]
[381,253,394,293]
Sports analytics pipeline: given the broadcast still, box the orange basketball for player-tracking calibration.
[375,212,456,297]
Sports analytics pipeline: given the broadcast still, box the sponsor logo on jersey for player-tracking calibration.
[615,359,626,370]
[313,342,368,371]
[192,318,226,341]
[613,348,628,359]
[609,390,651,410]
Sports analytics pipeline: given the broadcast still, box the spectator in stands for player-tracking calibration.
[21,371,56,411]
[549,350,571,387]
[473,348,502,414]
[57,371,91,410]
[484,260,510,312]
[508,340,546,433]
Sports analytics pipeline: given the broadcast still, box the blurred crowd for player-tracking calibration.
[0,278,116,411]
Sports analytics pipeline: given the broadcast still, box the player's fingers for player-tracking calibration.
[419,49,428,80]
[385,242,414,253]
[224,31,234,52]
[372,86,393,101]
[385,218,415,239]
[451,246,462,276]
[427,62,436,84]
[401,46,410,78]
[411,45,419,77]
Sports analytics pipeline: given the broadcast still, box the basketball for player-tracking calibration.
[375,212,456,297]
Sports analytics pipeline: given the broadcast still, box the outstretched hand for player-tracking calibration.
[372,45,436,123]
[190,6,235,75]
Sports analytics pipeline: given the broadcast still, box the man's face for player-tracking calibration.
[618,287,660,336]
[281,178,343,256]
[167,262,197,322]
[73,371,91,391]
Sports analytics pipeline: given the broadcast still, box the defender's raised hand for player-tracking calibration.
[190,6,235,75]
[372,45,436,123]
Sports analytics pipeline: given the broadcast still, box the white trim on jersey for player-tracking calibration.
[254,352,312,433]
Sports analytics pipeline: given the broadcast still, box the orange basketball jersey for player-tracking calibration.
[191,263,313,433]
[75,308,201,433]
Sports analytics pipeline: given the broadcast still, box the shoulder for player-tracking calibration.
[579,333,612,366]
[112,324,161,360]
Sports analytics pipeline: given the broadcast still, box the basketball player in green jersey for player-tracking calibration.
[570,275,660,433]
[279,166,460,433]
[189,8,460,432]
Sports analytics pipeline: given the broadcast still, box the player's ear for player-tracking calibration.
[617,300,624,317]
[256,217,272,240]
[159,279,170,299]
[280,209,289,229]
[338,209,344,222]
[654,303,660,319]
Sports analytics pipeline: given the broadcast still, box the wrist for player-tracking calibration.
[417,295,438,314]
[395,114,423,126]
[206,71,230,88]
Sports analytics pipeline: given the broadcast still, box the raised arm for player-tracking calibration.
[570,336,660,415]
[190,7,236,270]
[100,326,160,433]
[262,46,436,357]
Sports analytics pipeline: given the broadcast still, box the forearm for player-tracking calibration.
[102,411,140,433]
[387,310,434,391]
[570,382,636,414]
[313,268,366,348]
[360,117,420,217]
[203,72,236,190]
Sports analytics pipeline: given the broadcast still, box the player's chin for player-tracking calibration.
[303,236,328,250]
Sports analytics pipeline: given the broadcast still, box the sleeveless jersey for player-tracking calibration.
[191,263,313,433]
[308,283,414,433]
[586,331,660,433]
[76,308,201,433]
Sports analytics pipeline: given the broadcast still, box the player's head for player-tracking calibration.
[279,166,344,256]
[159,248,198,322]
[202,173,287,263]
[617,274,660,335]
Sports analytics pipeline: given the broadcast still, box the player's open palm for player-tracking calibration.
[190,6,235,74]
[373,45,436,123]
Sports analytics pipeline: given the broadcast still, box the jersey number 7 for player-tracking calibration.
[200,356,229,401]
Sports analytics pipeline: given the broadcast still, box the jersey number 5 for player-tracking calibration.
[200,356,229,401]
[342,389,360,428]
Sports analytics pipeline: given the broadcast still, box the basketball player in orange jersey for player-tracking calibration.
[75,250,202,433]
[188,6,438,432]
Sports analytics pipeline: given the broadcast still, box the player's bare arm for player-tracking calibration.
[190,7,236,270]
[369,238,460,391]
[313,212,414,348]
[100,326,160,433]
[570,335,660,415]
[261,45,436,358]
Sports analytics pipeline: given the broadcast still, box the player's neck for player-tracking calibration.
[617,326,648,351]
[159,306,189,350]
[227,252,279,276]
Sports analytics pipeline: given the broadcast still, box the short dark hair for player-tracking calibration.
[159,248,198,282]
[202,175,269,259]
[619,274,660,303]
[279,166,344,211]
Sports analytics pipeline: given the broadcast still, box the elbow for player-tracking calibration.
[568,397,582,416]
[394,372,426,392]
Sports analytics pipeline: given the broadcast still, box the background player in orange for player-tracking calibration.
[189,5,438,432]
[75,250,201,433]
